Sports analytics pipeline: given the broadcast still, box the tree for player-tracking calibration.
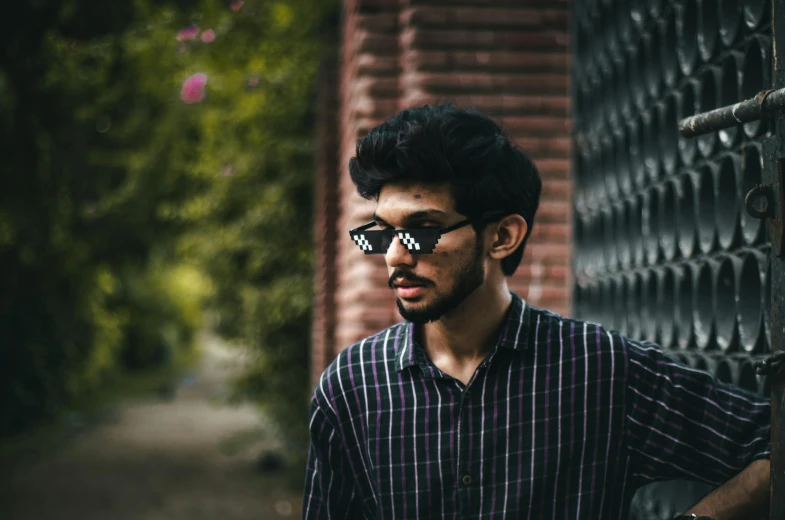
[0,0,335,452]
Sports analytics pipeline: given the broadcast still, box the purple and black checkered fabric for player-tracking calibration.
[303,293,770,520]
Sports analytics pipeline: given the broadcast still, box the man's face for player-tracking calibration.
[374,182,487,324]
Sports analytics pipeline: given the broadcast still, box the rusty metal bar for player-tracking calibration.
[767,0,785,517]
[678,87,785,138]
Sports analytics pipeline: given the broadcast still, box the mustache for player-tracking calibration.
[388,270,433,288]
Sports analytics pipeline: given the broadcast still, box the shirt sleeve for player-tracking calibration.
[623,338,770,486]
[302,399,361,520]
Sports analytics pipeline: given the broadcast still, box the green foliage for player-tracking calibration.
[166,0,336,468]
[0,0,336,456]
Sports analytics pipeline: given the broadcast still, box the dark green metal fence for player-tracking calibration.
[570,1,777,518]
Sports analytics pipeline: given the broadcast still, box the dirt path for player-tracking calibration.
[1,334,303,520]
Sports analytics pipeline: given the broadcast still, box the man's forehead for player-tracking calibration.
[376,182,455,215]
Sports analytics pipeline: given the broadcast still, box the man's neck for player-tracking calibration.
[419,281,513,366]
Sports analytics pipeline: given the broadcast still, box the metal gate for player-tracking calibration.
[570,1,782,518]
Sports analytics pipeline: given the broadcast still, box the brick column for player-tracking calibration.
[312,0,572,383]
[311,25,340,387]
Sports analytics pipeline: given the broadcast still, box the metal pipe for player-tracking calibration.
[677,171,700,258]
[698,0,719,63]
[677,0,700,76]
[643,107,662,184]
[626,271,643,340]
[617,0,633,46]
[615,129,633,196]
[738,250,767,353]
[659,93,680,176]
[613,274,629,336]
[676,262,697,349]
[715,153,742,251]
[601,2,621,62]
[680,76,785,140]
[641,269,659,343]
[574,213,587,275]
[614,55,632,120]
[588,278,601,325]
[588,136,605,208]
[594,210,606,273]
[644,30,663,99]
[718,52,743,148]
[630,115,647,190]
[697,163,718,254]
[656,266,677,348]
[719,0,744,47]
[677,79,700,166]
[716,358,740,385]
[715,254,741,352]
[738,359,760,393]
[574,279,587,320]
[574,151,588,213]
[630,194,645,267]
[694,258,718,350]
[690,352,719,374]
[647,0,665,19]
[743,0,769,29]
[630,0,647,30]
[757,370,770,398]
[741,35,772,138]
[660,10,680,88]
[602,208,618,272]
[630,41,648,112]
[615,201,632,268]
[643,186,661,265]
[696,66,722,156]
[601,276,615,328]
[584,212,598,275]
[659,180,679,261]
[603,137,620,201]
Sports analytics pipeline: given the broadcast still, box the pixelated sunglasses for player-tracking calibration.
[349,211,506,255]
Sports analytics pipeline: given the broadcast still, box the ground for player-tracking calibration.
[0,333,304,520]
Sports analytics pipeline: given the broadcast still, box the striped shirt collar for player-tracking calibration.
[395,291,530,373]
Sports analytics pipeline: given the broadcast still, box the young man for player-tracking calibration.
[302,104,771,520]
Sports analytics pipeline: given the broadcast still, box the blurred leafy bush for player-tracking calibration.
[0,0,335,460]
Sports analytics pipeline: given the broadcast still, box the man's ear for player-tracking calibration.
[487,214,528,261]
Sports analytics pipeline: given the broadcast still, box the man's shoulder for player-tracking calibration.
[334,321,407,368]
[526,304,636,355]
[313,322,407,404]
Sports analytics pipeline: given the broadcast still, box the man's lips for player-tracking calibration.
[392,281,424,288]
[394,285,426,298]
[390,277,430,298]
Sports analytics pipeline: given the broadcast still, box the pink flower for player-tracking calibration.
[200,29,216,43]
[175,25,199,41]
[180,73,208,104]
[230,0,244,12]
[246,75,260,88]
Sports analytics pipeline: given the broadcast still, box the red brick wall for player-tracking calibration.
[312,0,572,386]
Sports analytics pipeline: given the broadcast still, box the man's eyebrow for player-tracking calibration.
[373,209,448,227]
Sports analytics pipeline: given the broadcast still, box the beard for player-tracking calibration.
[393,241,485,325]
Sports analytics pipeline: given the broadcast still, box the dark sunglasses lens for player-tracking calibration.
[396,229,441,254]
[351,230,390,254]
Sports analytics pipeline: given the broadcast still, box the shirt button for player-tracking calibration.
[462,475,472,485]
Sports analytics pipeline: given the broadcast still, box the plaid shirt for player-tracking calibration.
[303,293,771,520]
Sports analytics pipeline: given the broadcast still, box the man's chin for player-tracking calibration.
[396,298,442,324]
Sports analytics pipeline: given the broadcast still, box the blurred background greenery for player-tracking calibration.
[0,0,336,480]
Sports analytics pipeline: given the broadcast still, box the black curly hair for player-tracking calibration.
[348,103,542,276]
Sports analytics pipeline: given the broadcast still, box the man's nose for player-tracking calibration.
[385,233,415,266]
